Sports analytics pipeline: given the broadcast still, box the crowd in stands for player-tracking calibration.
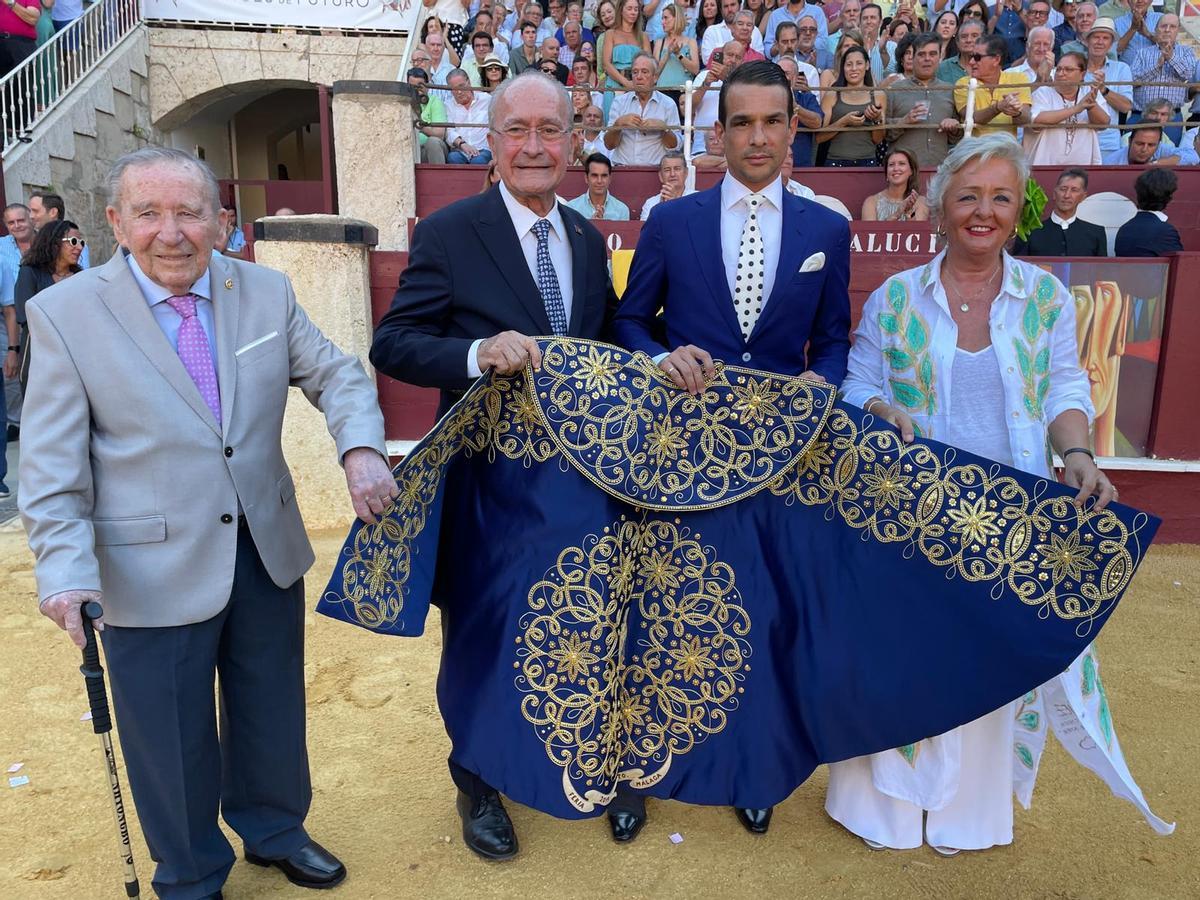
[406,0,1200,202]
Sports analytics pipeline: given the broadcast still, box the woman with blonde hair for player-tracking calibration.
[829,134,1171,854]
[653,3,699,90]
[600,0,651,118]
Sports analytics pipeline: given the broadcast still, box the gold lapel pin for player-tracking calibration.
[225,278,234,289]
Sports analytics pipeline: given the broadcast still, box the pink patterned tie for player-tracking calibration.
[166,294,222,426]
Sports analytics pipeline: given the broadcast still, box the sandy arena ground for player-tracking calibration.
[1,525,1197,900]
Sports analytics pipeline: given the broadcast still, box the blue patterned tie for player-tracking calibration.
[532,218,568,336]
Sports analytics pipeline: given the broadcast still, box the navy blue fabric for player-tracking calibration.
[318,339,1159,820]
[103,524,310,899]
[611,183,852,384]
[1114,211,1184,258]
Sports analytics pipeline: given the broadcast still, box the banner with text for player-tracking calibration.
[141,0,419,31]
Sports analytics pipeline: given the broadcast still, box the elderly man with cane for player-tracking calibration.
[20,147,394,899]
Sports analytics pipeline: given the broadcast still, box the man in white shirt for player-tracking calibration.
[573,104,607,163]
[604,53,682,165]
[1082,18,1133,155]
[701,0,765,64]
[423,32,458,105]
[639,150,693,219]
[1006,25,1055,85]
[689,40,746,156]
[445,69,494,164]
[537,0,566,42]
[763,0,829,60]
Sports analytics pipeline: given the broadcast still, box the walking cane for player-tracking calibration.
[79,601,141,898]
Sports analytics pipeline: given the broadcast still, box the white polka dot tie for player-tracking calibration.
[166,293,222,425]
[734,193,765,340]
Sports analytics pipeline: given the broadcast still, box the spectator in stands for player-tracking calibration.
[1115,168,1183,256]
[560,19,585,68]
[955,33,1032,138]
[1083,18,1133,158]
[887,33,962,168]
[557,2,593,46]
[730,9,766,62]
[474,10,509,64]
[422,14,464,63]
[14,217,83,395]
[1103,124,1182,165]
[653,4,700,89]
[704,0,766,64]
[988,0,1028,66]
[28,191,89,267]
[937,18,983,84]
[880,32,916,89]
[1053,0,1079,53]
[572,104,608,163]
[1115,0,1159,62]
[819,46,885,167]
[1027,51,1110,164]
[1128,14,1193,147]
[463,30,496,86]
[1014,168,1108,256]
[538,0,567,42]
[780,146,816,199]
[1134,98,1197,159]
[690,39,745,155]
[1059,1,1098,55]
[826,0,860,58]
[794,16,834,71]
[605,52,682,165]
[570,56,605,106]
[884,19,913,70]
[859,3,887,83]
[693,126,727,168]
[423,31,458,93]
[771,21,799,60]
[567,152,631,219]
[862,148,929,220]
[639,150,692,220]
[509,20,540,75]
[538,37,571,82]
[217,203,248,260]
[778,55,823,166]
[822,29,867,90]
[1007,25,1055,86]
[932,10,959,62]
[445,69,493,164]
[601,0,652,118]
[409,67,450,164]
[0,0,39,79]
[0,203,31,469]
[480,54,510,89]
[695,0,722,50]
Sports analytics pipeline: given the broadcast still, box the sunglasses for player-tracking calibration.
[61,236,86,247]
[967,52,997,62]
[963,9,984,17]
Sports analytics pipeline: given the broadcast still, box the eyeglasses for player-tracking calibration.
[797,26,817,33]
[491,125,571,143]
[963,10,984,17]
[1027,7,1049,16]
[61,236,86,247]
[967,52,996,62]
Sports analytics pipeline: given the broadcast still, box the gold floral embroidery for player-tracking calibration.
[516,517,751,811]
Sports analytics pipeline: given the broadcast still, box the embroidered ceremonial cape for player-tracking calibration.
[317,338,1158,819]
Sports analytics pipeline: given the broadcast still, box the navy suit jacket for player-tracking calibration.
[611,183,852,384]
[1114,211,1184,258]
[371,186,617,414]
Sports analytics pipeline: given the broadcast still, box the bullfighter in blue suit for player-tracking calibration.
[611,61,853,838]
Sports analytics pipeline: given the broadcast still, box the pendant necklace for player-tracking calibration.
[946,260,1002,313]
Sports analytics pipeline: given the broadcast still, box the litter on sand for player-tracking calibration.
[6,763,23,773]
[9,776,30,788]
[669,833,684,844]
[80,711,92,722]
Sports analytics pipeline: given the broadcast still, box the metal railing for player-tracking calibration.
[1,0,142,156]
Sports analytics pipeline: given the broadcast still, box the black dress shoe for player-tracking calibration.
[246,840,346,889]
[456,790,519,860]
[735,806,773,834]
[608,807,647,843]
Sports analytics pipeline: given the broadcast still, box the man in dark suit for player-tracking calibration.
[1115,168,1185,258]
[1015,168,1109,257]
[370,71,617,859]
[610,61,851,834]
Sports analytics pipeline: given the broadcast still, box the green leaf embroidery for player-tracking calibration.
[1017,711,1040,732]
[905,313,928,353]
[890,379,926,409]
[1034,346,1051,376]
[1014,341,1033,381]
[879,312,900,335]
[884,347,914,370]
[1023,394,1039,418]
[1037,377,1050,407]
[1023,691,1037,704]
[1022,298,1041,342]
[898,744,918,765]
[887,279,906,314]
[1098,679,1113,749]
[1081,653,1096,695]
[918,355,933,389]
[1041,306,1062,331]
[1016,743,1035,769]
[1035,274,1056,304]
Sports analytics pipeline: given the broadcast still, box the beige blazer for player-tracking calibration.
[19,251,387,627]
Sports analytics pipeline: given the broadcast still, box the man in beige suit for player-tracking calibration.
[19,148,396,900]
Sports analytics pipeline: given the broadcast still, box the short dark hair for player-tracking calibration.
[910,32,942,57]
[1057,167,1089,189]
[1129,125,1163,146]
[718,60,794,125]
[407,67,430,82]
[471,31,494,48]
[1134,168,1177,212]
[774,21,798,42]
[976,33,1008,65]
[893,32,918,73]
[584,151,612,173]
[861,2,882,16]
[30,191,65,220]
[21,218,80,272]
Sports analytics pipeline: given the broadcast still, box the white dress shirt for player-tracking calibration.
[720,173,784,306]
[467,181,576,376]
[700,22,764,65]
[639,186,696,220]
[606,90,682,165]
[445,91,492,148]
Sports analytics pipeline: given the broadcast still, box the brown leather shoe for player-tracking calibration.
[246,840,346,889]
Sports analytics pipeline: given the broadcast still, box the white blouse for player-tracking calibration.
[1026,85,1108,166]
[841,250,1094,478]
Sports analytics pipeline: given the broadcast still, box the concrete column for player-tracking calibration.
[253,215,379,530]
[330,81,420,251]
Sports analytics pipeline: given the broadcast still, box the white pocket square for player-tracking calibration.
[799,252,825,273]
[235,332,279,356]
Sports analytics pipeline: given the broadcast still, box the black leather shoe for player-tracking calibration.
[246,840,346,889]
[735,806,773,834]
[456,790,518,860]
[608,807,647,843]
